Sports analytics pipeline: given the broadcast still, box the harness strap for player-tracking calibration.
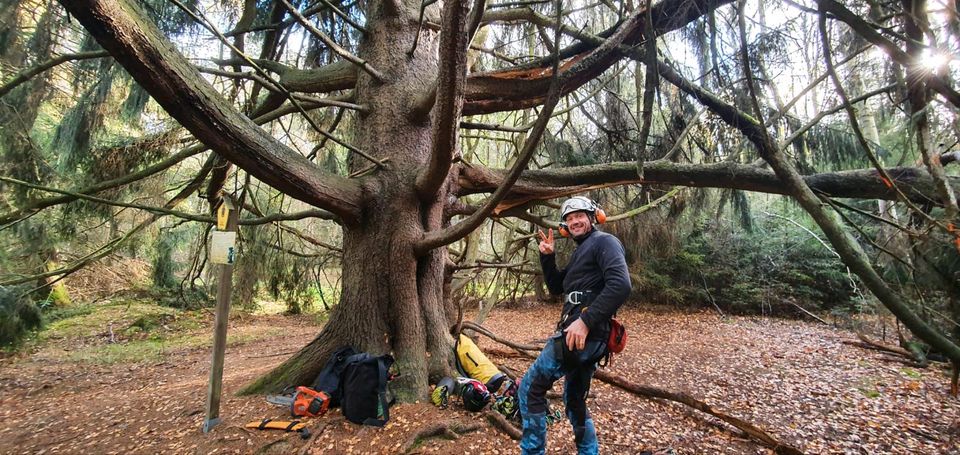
[556,290,596,330]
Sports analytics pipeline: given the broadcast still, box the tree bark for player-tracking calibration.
[458,160,960,211]
[242,0,456,399]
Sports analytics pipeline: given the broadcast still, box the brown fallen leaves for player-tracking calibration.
[0,305,958,454]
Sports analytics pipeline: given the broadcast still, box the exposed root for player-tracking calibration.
[400,420,482,453]
[485,411,522,440]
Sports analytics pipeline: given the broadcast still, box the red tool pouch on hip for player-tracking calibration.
[607,318,627,354]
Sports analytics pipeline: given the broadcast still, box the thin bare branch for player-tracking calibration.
[1,155,216,287]
[0,140,202,226]
[169,0,384,170]
[899,0,958,217]
[817,7,945,228]
[813,0,960,108]
[277,0,383,82]
[0,50,110,98]
[636,0,659,172]
[60,0,367,222]
[315,0,368,34]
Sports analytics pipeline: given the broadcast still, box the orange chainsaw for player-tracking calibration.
[266,386,330,418]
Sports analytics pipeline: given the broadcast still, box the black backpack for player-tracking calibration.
[340,353,394,426]
[311,346,358,408]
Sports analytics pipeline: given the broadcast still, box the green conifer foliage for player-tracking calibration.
[0,286,42,346]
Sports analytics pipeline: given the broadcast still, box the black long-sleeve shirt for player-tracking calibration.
[539,228,631,341]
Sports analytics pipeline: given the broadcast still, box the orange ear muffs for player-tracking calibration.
[594,208,606,224]
[558,223,570,237]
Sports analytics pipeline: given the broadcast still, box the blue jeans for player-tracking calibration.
[518,333,606,455]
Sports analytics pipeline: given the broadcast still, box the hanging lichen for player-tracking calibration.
[120,78,151,123]
[53,62,117,173]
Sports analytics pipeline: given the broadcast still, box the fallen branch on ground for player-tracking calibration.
[468,322,804,454]
[874,353,929,369]
[952,365,959,397]
[845,332,926,365]
[593,370,803,455]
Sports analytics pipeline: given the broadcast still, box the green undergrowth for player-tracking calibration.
[633,221,857,316]
[33,298,287,364]
[61,326,286,364]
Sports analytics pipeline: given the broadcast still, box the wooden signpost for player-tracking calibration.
[203,195,239,433]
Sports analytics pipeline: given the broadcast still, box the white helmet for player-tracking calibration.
[559,196,597,221]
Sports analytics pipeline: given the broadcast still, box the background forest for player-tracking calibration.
[0,0,957,364]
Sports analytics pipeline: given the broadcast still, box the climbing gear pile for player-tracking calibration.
[454,334,507,392]
[430,376,492,412]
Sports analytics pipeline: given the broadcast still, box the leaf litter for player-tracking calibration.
[0,305,957,454]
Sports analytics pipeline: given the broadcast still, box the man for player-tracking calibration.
[518,196,631,455]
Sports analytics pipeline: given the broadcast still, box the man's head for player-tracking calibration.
[559,196,603,238]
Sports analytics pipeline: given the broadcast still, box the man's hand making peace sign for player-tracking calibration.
[537,229,555,255]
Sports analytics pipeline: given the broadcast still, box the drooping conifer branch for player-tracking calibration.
[58,0,366,222]
[0,50,110,98]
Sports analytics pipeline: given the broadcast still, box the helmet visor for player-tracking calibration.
[560,197,595,220]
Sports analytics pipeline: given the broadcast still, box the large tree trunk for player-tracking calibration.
[241,3,456,400]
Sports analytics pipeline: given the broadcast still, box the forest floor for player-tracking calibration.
[1,299,959,454]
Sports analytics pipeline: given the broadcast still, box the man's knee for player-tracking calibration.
[522,371,554,415]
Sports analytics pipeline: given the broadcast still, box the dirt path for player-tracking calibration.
[0,306,958,454]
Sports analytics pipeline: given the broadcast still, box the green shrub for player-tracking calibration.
[633,220,856,316]
[0,286,43,346]
[151,229,181,289]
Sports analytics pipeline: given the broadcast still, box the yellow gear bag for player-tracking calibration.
[455,334,506,392]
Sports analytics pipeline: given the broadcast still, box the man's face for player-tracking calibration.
[564,211,592,237]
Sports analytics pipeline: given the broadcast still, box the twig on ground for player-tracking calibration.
[785,300,828,325]
[246,350,297,359]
